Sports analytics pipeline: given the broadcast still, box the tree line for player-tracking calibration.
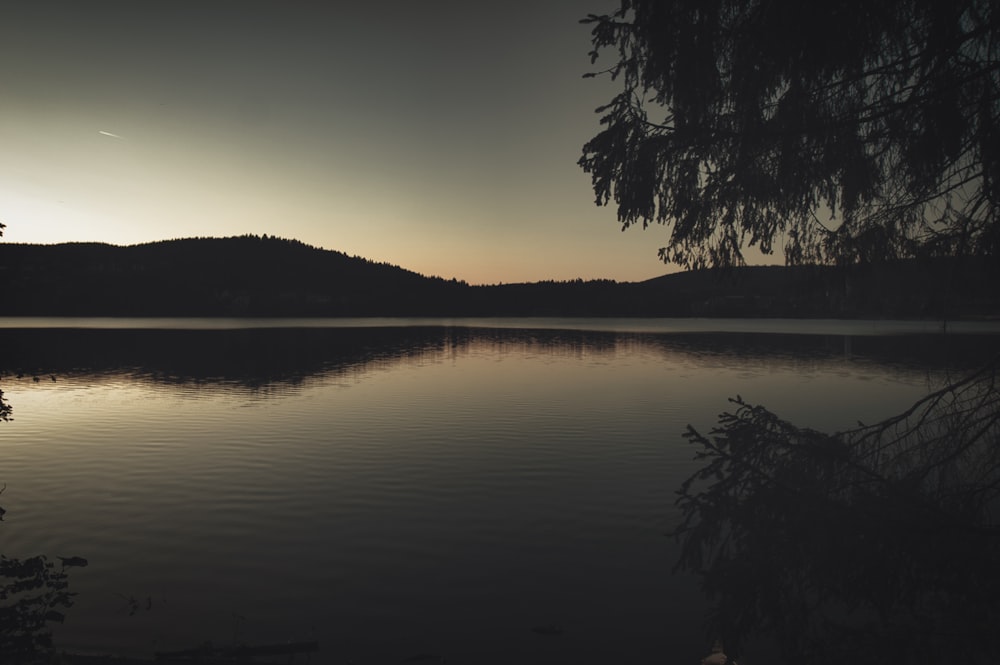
[1,236,995,318]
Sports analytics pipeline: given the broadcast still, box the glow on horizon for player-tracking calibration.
[0,2,714,286]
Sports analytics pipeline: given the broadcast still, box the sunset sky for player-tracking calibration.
[0,0,722,285]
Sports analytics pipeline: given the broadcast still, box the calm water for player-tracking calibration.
[1,318,997,663]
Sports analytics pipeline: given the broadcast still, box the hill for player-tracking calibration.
[0,236,995,318]
[0,236,468,316]
[640,261,1000,319]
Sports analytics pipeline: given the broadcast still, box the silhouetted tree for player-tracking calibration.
[580,0,1000,269]
[0,553,81,662]
[0,220,8,423]
[0,221,85,663]
[578,8,1000,660]
[674,358,1000,663]
[0,389,9,423]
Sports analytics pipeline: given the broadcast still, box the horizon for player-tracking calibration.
[0,1,717,286]
[0,233,788,286]
[0,233,670,286]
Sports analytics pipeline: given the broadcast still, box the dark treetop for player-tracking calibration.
[580,0,1000,269]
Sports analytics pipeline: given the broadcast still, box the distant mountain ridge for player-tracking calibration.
[0,235,996,318]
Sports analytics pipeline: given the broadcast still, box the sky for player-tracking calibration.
[0,0,705,285]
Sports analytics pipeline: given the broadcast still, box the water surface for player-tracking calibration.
[1,319,995,663]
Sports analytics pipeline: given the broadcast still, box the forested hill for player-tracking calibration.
[0,236,469,316]
[0,236,996,318]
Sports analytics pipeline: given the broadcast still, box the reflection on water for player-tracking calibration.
[676,359,1000,664]
[0,321,997,663]
[3,322,994,388]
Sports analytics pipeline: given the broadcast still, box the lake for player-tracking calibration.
[1,318,998,663]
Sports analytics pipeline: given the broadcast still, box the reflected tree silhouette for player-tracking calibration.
[674,356,1000,664]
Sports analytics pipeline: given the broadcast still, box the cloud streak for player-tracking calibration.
[98,130,123,139]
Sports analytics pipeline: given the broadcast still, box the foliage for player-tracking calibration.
[580,0,1000,269]
[0,388,10,422]
[1,482,83,663]
[1,203,81,661]
[0,555,78,663]
[1,225,8,420]
[0,484,83,663]
[674,356,1000,663]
